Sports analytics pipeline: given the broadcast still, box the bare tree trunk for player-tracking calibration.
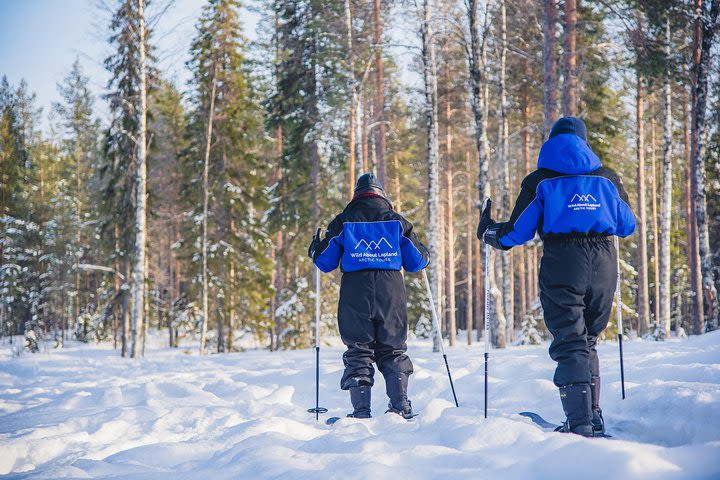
[142,253,149,357]
[113,223,120,350]
[649,99,660,326]
[373,0,386,185]
[683,74,693,334]
[346,0,356,200]
[271,14,282,351]
[466,0,490,202]
[443,47,456,346]
[466,0,491,343]
[659,18,673,337]
[274,228,284,350]
[466,150,474,345]
[361,93,368,173]
[131,0,148,358]
[474,239,482,342]
[122,257,131,357]
[543,0,558,137]
[421,0,442,352]
[689,0,705,333]
[562,0,577,116]
[446,161,456,346]
[636,69,650,335]
[499,0,513,342]
[692,0,720,331]
[228,256,236,351]
[393,153,402,212]
[521,84,531,318]
[694,0,720,330]
[199,73,217,356]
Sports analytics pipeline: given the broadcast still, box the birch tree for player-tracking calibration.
[199,73,216,355]
[130,0,149,358]
[634,24,650,335]
[659,17,673,337]
[420,0,442,351]
[465,0,488,341]
[691,0,720,331]
[498,0,513,342]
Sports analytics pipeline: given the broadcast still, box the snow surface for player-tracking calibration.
[1,332,719,479]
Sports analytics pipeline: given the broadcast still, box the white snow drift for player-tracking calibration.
[1,331,719,479]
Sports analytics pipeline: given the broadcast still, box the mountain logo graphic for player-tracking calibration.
[354,237,393,250]
[570,194,597,203]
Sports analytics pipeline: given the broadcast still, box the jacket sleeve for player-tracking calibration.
[490,177,543,249]
[398,216,430,272]
[608,169,636,237]
[312,215,344,273]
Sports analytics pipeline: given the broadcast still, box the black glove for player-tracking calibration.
[308,228,322,259]
[482,223,511,251]
[476,199,495,240]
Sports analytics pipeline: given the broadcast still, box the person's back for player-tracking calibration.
[479,117,636,437]
[310,173,429,420]
[481,117,635,248]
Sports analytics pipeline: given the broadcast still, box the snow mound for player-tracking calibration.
[1,332,719,479]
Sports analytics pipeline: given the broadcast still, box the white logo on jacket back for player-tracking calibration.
[349,236,397,262]
[354,237,392,250]
[568,193,601,211]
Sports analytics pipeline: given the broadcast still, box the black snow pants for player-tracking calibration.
[539,236,617,387]
[338,269,414,390]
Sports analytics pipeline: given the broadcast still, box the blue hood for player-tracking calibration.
[537,134,601,174]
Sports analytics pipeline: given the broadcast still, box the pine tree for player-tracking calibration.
[186,0,272,353]
[52,59,101,342]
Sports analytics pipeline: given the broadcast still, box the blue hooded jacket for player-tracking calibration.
[482,133,636,250]
[311,195,429,273]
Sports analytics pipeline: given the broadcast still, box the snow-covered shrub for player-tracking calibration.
[645,321,666,341]
[24,329,39,353]
[414,315,432,339]
[169,293,201,347]
[517,313,543,345]
[676,326,687,338]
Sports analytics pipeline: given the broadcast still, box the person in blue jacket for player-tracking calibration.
[478,117,636,437]
[309,173,429,419]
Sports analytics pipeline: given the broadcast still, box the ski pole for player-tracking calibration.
[614,236,626,400]
[422,268,459,407]
[307,264,328,420]
[484,243,491,418]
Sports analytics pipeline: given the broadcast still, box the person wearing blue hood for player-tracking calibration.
[477,117,636,437]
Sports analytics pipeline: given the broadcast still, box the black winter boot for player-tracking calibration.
[555,383,593,437]
[348,386,371,418]
[590,375,605,436]
[384,373,415,419]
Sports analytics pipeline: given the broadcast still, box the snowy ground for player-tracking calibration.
[1,332,719,479]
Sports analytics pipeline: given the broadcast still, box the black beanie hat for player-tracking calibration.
[354,172,386,197]
[549,116,587,141]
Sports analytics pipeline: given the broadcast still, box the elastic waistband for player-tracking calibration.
[542,234,613,247]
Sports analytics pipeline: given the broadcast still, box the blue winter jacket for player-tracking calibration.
[482,134,636,250]
[312,195,430,273]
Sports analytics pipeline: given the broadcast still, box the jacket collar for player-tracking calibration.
[347,193,394,211]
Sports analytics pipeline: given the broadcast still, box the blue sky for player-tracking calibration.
[0,0,258,128]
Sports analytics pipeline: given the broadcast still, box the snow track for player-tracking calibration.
[1,332,719,479]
